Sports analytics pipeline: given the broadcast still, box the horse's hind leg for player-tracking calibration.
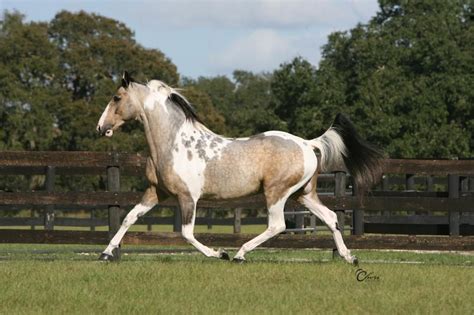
[99,186,158,260]
[298,193,357,265]
[179,196,229,260]
[233,192,288,262]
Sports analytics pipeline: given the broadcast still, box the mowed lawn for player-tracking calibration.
[0,244,472,314]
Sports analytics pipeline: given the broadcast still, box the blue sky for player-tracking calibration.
[1,0,379,79]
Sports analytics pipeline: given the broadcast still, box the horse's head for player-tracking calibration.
[96,71,141,137]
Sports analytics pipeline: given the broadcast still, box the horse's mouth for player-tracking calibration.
[98,121,124,137]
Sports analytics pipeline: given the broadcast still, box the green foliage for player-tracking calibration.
[1,1,473,183]
[184,71,286,137]
[310,0,473,158]
[180,86,227,135]
[0,10,181,193]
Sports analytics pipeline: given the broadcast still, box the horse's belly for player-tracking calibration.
[201,163,262,199]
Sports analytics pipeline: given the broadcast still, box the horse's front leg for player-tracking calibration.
[99,186,158,261]
[179,195,230,260]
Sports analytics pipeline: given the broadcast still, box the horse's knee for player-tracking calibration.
[122,213,138,227]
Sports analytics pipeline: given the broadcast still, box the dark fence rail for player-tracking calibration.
[1,151,473,249]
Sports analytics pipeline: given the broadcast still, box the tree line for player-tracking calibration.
[1,1,472,165]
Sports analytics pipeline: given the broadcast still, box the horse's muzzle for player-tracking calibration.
[97,124,114,137]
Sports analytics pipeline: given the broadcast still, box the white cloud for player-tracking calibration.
[2,0,379,77]
[129,0,378,30]
[210,29,312,74]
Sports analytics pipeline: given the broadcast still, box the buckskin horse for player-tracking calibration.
[96,72,383,264]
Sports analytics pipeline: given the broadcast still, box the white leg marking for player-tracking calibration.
[182,213,221,258]
[300,195,355,263]
[234,197,287,260]
[103,203,154,256]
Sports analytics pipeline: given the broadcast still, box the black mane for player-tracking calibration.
[169,92,202,123]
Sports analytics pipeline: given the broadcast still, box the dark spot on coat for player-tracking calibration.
[197,148,209,162]
[187,150,193,161]
[215,137,223,143]
[196,139,207,150]
[182,138,192,148]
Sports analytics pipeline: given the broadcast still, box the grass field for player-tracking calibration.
[0,244,472,314]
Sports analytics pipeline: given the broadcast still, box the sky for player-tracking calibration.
[1,0,380,79]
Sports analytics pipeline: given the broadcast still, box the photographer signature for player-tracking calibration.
[355,268,380,282]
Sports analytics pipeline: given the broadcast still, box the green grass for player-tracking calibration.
[0,244,472,314]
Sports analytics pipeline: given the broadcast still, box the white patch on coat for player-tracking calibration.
[171,122,230,201]
[97,104,110,129]
[145,80,172,113]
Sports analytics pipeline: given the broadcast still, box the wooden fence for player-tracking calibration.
[0,151,473,251]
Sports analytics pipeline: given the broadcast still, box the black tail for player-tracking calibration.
[332,113,385,193]
[312,113,385,195]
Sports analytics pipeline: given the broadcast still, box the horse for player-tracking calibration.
[96,71,384,264]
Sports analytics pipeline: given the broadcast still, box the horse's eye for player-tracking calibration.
[113,95,121,102]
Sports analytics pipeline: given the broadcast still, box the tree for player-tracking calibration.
[313,0,473,158]
[184,71,286,137]
[180,86,227,135]
[47,10,179,153]
[271,57,323,138]
[0,11,66,151]
[0,10,181,192]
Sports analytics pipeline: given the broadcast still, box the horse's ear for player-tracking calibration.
[122,71,134,88]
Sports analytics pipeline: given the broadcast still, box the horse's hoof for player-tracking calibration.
[98,253,115,262]
[233,257,246,264]
[219,251,230,261]
[352,257,359,267]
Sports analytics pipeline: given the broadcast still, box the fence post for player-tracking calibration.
[460,176,468,193]
[295,205,305,234]
[90,209,95,231]
[426,175,434,192]
[406,174,415,215]
[107,153,121,259]
[44,166,55,230]
[382,175,389,191]
[335,171,346,235]
[352,182,364,235]
[381,175,390,216]
[206,208,212,230]
[234,208,242,234]
[173,206,182,232]
[406,174,415,190]
[448,174,460,236]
